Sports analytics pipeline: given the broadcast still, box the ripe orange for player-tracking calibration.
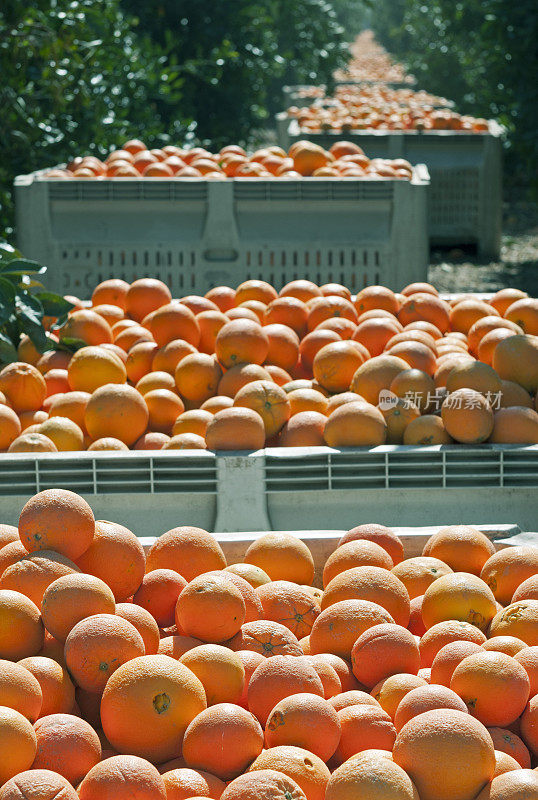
[256,581,320,638]
[326,753,418,800]
[228,620,302,657]
[64,613,145,692]
[249,746,330,800]
[420,621,487,668]
[248,655,324,725]
[19,488,95,561]
[480,546,538,605]
[175,574,246,643]
[76,519,145,602]
[148,303,200,347]
[393,708,495,800]
[32,713,101,785]
[134,568,187,627]
[101,654,206,762]
[146,526,226,581]
[0,707,38,785]
[77,754,167,800]
[179,644,244,705]
[244,533,315,585]
[41,572,115,641]
[423,526,495,575]
[351,623,420,688]
[0,363,46,412]
[264,692,341,761]
[309,599,394,659]
[234,380,291,437]
[220,769,306,800]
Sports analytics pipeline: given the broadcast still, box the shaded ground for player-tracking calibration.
[429,199,538,295]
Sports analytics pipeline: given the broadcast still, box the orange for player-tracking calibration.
[398,293,450,333]
[445,360,501,396]
[481,547,538,605]
[0,659,42,720]
[249,746,330,800]
[299,330,341,372]
[176,574,246,643]
[228,620,302,657]
[449,299,500,334]
[256,581,320,638]
[422,572,496,632]
[235,280,278,306]
[75,519,145,602]
[487,727,531,768]
[391,556,452,599]
[41,572,115,640]
[467,316,522,355]
[420,621,487,668]
[201,395,234,412]
[264,692,341,761]
[85,383,149,445]
[492,335,538,393]
[197,309,229,354]
[326,753,419,800]
[162,432,206,449]
[394,684,467,732]
[286,388,328,415]
[263,324,300,372]
[0,549,80,607]
[101,654,206,762]
[280,279,322,303]
[307,296,357,332]
[450,650,529,726]
[354,285,399,315]
[441,388,494,443]
[351,623,420,688]
[175,354,222,406]
[350,354,409,404]
[0,363,46,412]
[324,400,386,446]
[144,389,184,434]
[322,565,410,626]
[279,411,326,446]
[48,391,90,432]
[19,488,94,560]
[172,409,213,437]
[113,324,154,352]
[205,407,265,450]
[67,346,126,393]
[490,407,538,443]
[489,600,538,645]
[339,523,404,565]
[77,754,167,800]
[499,379,533,408]
[17,656,74,718]
[115,603,160,655]
[0,769,79,799]
[323,540,393,587]
[125,341,159,384]
[483,636,527,656]
[390,368,436,412]
[158,634,203,659]
[352,317,400,356]
[403,414,453,444]
[328,690,381,712]
[217,363,273,397]
[372,673,428,721]
[65,613,145,692]
[423,525,495,575]
[216,320,269,368]
[514,576,538,603]
[0,404,21,450]
[136,370,176,394]
[125,278,172,322]
[18,410,48,433]
[248,655,324,725]
[134,568,187,627]
[0,707,38,785]
[475,770,538,799]
[220,769,306,800]
[522,694,538,757]
[293,142,329,175]
[309,599,394,659]
[59,309,113,346]
[312,341,365,393]
[264,298,308,339]
[179,645,244,705]
[152,338,198,374]
[32,713,101,785]
[490,288,528,315]
[183,702,263,781]
[334,703,397,763]
[134,431,170,449]
[161,767,225,799]
[392,708,495,800]
[234,380,290,437]
[505,298,538,335]
[91,277,129,309]
[146,526,225,581]
[37,417,84,451]
[88,437,128,450]
[226,563,271,588]
[244,533,314,585]
[0,589,44,659]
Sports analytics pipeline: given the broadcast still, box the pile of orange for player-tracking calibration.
[334,29,413,85]
[1,278,538,452]
[42,139,415,180]
[0,491,538,797]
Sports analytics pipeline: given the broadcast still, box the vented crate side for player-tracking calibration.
[14,170,429,298]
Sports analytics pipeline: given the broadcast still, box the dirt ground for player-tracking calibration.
[429,199,538,295]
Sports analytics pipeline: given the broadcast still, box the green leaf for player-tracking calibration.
[58,336,88,353]
[0,258,45,275]
[0,331,18,366]
[34,292,75,318]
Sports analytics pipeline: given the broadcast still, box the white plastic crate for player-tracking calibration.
[0,445,536,536]
[14,170,429,298]
[283,119,503,257]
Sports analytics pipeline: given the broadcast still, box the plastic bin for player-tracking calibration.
[14,168,429,298]
[283,119,503,257]
[0,445,536,537]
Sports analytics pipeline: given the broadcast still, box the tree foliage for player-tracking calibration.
[369,0,538,193]
[0,240,74,365]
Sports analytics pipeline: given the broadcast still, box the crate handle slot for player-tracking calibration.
[203,248,239,262]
